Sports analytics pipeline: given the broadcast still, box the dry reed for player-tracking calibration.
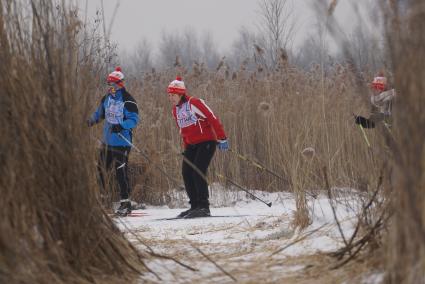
[384,1,425,282]
[0,1,145,283]
[126,58,386,228]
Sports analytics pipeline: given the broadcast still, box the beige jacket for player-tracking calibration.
[370,89,396,115]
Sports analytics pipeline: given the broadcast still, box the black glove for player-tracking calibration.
[354,115,375,129]
[111,124,123,133]
[87,119,95,127]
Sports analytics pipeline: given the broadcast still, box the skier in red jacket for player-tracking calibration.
[167,76,228,218]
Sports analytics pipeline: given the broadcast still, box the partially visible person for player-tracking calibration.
[167,76,228,218]
[355,74,396,129]
[88,67,139,216]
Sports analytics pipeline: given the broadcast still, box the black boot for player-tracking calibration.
[184,207,211,218]
[176,206,197,218]
[115,200,131,216]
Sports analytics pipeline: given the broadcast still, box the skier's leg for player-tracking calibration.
[182,145,198,209]
[192,141,216,209]
[114,147,131,201]
[112,147,132,216]
[183,141,216,218]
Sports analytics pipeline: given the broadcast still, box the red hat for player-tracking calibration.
[107,67,125,88]
[371,76,387,91]
[167,76,186,95]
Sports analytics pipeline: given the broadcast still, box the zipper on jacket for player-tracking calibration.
[187,98,203,133]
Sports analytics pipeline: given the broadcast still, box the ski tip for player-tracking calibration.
[267,202,272,207]
[108,212,149,218]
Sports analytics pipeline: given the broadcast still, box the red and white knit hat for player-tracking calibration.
[107,67,125,87]
[167,76,186,95]
[371,76,387,91]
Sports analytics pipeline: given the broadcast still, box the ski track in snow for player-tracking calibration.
[114,190,367,283]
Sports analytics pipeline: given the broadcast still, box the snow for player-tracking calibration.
[360,272,385,284]
[113,186,381,283]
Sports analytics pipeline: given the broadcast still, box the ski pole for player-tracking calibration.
[118,133,273,208]
[117,133,184,190]
[180,152,273,207]
[357,124,371,148]
[383,122,393,136]
[228,149,319,199]
[216,173,272,207]
[178,153,211,183]
[179,153,272,208]
[353,114,371,148]
[228,149,290,183]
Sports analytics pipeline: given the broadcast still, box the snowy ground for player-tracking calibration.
[114,187,384,283]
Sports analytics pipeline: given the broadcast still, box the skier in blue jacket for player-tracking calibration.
[88,67,139,216]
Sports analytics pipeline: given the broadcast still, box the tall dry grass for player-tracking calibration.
[384,1,425,282]
[123,58,387,229]
[0,1,145,283]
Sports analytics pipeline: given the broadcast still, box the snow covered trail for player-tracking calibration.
[114,190,377,283]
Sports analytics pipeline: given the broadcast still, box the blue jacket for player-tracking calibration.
[89,88,139,147]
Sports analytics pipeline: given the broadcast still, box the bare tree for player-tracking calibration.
[181,27,202,67]
[200,31,220,69]
[120,38,153,78]
[346,24,384,72]
[158,30,182,68]
[228,26,258,70]
[294,21,330,70]
[158,28,203,69]
[257,0,297,68]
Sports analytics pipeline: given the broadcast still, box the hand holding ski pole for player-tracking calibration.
[110,124,123,133]
[353,114,371,148]
[217,139,229,151]
[353,114,375,129]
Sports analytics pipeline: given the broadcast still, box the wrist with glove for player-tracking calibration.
[87,119,96,127]
[111,124,124,133]
[217,139,229,151]
[354,114,375,129]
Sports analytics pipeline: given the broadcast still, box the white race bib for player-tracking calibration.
[105,98,125,124]
[176,102,198,128]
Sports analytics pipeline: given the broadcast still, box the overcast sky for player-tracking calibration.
[75,0,375,54]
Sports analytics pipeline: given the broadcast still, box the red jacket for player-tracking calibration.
[172,95,226,148]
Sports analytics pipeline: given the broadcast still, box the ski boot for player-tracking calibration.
[184,207,211,218]
[115,200,131,217]
[176,207,196,218]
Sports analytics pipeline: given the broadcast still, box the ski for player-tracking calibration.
[126,212,149,217]
[153,214,250,221]
[108,212,149,218]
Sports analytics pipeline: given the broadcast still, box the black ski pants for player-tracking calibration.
[182,141,216,209]
[98,145,131,200]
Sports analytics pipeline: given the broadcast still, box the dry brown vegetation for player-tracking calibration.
[0,1,145,283]
[124,62,386,218]
[118,57,392,276]
[1,0,423,282]
[384,1,425,282]
[120,2,423,282]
